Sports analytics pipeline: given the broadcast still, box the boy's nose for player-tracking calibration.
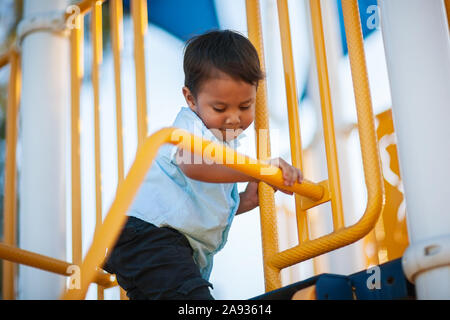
[225,114,240,126]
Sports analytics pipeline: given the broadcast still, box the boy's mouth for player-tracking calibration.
[220,128,244,141]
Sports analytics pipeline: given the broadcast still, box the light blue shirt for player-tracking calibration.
[127,107,242,280]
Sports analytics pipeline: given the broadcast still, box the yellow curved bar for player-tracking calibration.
[276,0,310,245]
[246,0,281,291]
[61,127,325,299]
[309,0,345,231]
[268,0,384,270]
[2,50,21,300]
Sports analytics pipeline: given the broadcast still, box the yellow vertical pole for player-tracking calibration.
[131,0,149,149]
[70,14,84,268]
[245,0,282,292]
[276,0,310,243]
[92,0,104,300]
[110,0,128,300]
[2,50,21,300]
[309,0,345,230]
[110,0,125,185]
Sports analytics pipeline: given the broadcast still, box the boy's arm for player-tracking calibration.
[175,148,303,192]
[175,149,260,214]
[175,148,258,183]
[236,182,259,215]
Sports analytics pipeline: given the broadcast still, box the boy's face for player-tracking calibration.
[182,71,256,142]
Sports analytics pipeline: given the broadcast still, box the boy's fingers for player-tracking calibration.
[297,168,303,183]
[269,158,303,187]
[288,166,299,186]
[279,161,293,186]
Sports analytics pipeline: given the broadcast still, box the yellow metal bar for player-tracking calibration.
[131,0,149,148]
[309,0,345,230]
[92,1,103,65]
[110,0,128,300]
[0,243,116,288]
[2,50,21,300]
[92,0,103,232]
[91,0,104,300]
[70,14,84,267]
[276,0,310,245]
[245,0,281,292]
[268,0,384,270]
[110,0,125,185]
[61,127,326,299]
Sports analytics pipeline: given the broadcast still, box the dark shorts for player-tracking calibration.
[103,216,214,300]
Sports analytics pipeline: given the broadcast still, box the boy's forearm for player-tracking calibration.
[178,162,258,183]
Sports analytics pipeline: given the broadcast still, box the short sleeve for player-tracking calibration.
[161,108,223,165]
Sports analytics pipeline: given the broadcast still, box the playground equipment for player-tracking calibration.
[0,0,449,300]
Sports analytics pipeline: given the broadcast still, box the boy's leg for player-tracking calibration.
[103,216,214,300]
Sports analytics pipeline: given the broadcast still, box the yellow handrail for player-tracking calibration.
[2,49,21,300]
[61,127,326,299]
[268,0,384,271]
[0,243,116,288]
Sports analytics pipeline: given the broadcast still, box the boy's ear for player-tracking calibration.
[182,86,196,111]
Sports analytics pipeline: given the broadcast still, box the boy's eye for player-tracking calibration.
[240,105,251,110]
[212,106,226,112]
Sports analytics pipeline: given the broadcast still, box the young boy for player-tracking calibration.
[103,30,303,300]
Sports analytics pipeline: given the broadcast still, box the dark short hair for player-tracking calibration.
[183,30,265,98]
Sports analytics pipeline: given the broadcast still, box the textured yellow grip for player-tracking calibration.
[269,0,384,270]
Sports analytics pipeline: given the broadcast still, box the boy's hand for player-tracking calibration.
[266,157,303,195]
[236,181,259,215]
[236,158,303,214]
